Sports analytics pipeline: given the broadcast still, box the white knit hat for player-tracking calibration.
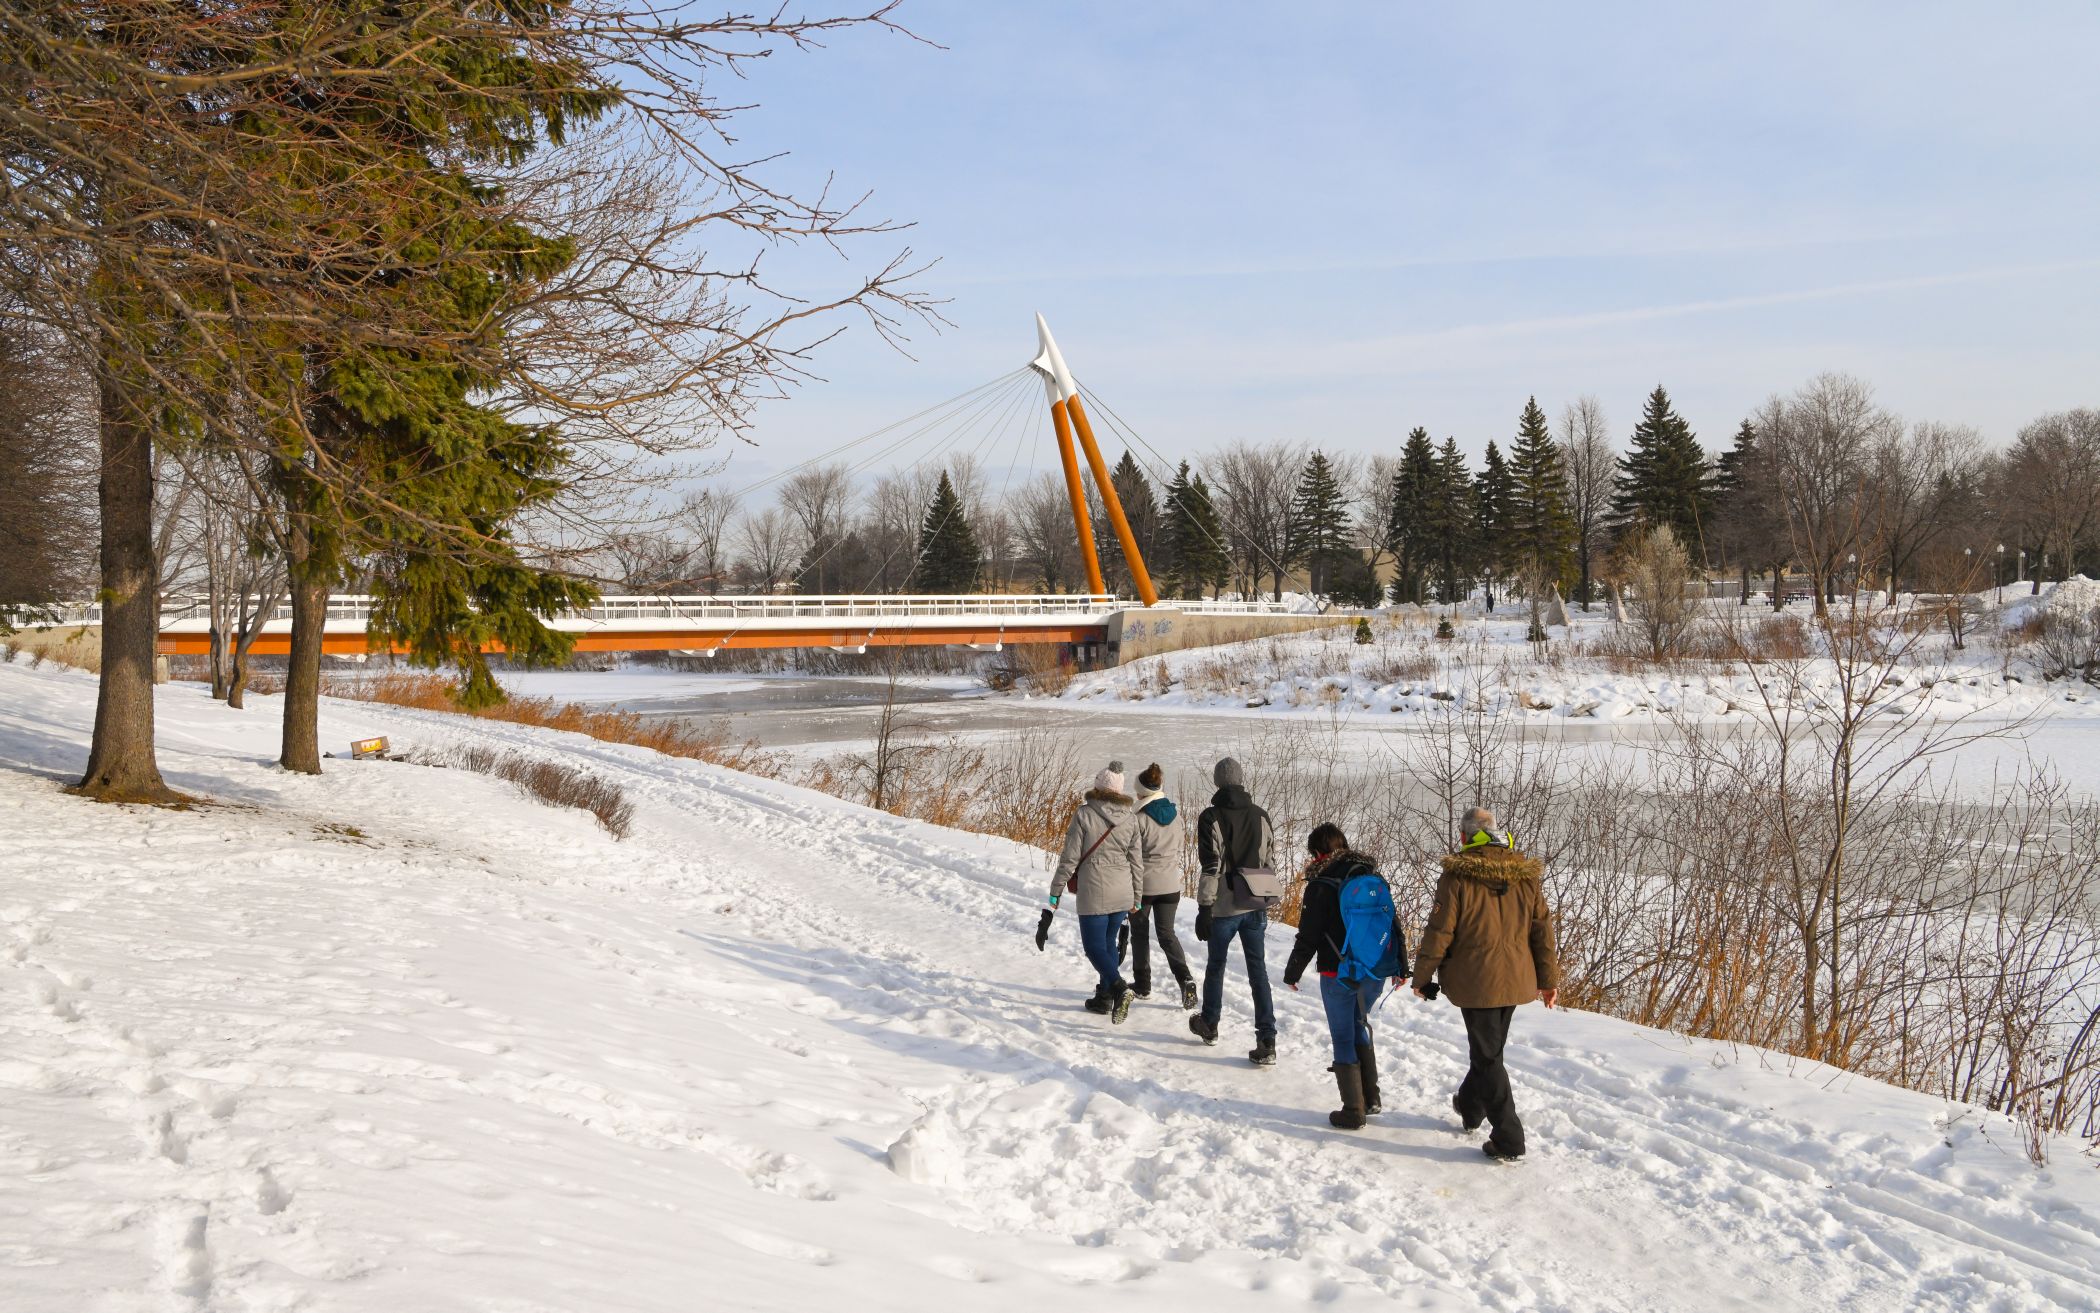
[1095,766,1126,794]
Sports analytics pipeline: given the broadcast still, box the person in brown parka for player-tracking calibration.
[1410,806,1560,1162]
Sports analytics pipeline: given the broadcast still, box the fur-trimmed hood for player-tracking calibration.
[1307,849,1379,884]
[1083,788,1134,808]
[1439,846,1544,891]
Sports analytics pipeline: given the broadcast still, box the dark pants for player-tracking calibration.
[1457,1005,1523,1153]
[1320,975,1384,1064]
[1200,911,1276,1043]
[1131,893,1192,993]
[1078,911,1130,998]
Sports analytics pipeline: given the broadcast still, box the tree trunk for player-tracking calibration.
[1771,564,1784,613]
[1738,563,1751,607]
[77,368,182,804]
[1578,546,1592,611]
[279,526,327,773]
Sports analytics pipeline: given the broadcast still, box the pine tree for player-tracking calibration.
[1164,461,1229,600]
[1506,397,1577,598]
[1286,450,1353,597]
[1610,385,1713,562]
[913,470,981,593]
[1108,450,1162,595]
[1386,427,1440,605]
[1475,440,1515,610]
[1712,417,1786,608]
[1429,438,1475,605]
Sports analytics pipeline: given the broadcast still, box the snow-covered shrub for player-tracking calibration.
[419,745,636,838]
[2027,580,2100,683]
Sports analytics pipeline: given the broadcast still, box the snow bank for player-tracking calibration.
[1057,607,2100,723]
[2,662,2096,1311]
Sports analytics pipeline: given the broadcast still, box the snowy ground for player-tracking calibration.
[1058,586,2100,726]
[3,662,2098,1312]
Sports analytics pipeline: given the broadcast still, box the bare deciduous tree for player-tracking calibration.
[735,507,800,594]
[1012,472,1083,591]
[2000,409,2100,594]
[778,463,857,593]
[1867,420,1982,602]
[1754,374,1894,619]
[1558,396,1612,610]
[1209,440,1304,601]
[678,488,737,596]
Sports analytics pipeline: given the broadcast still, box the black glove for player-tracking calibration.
[1420,980,1441,1000]
[1035,908,1054,952]
[1116,920,1130,965]
[1194,906,1213,939]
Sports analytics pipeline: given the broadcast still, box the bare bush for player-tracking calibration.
[2030,599,2100,684]
[1617,525,1698,659]
[416,745,636,839]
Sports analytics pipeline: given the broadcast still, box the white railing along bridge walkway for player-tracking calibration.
[117,594,1303,657]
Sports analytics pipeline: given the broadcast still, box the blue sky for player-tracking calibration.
[698,1,2099,483]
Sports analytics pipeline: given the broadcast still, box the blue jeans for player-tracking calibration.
[1320,975,1384,1064]
[1200,912,1276,1043]
[1078,911,1130,998]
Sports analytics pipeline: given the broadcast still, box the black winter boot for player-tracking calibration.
[1111,985,1135,1025]
[1360,1038,1382,1115]
[1328,1063,1366,1130]
[1452,1093,1484,1131]
[1178,979,1199,1010]
[1248,1040,1277,1067]
[1189,1014,1219,1045]
[1083,994,1111,1015]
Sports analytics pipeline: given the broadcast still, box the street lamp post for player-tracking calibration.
[1996,543,2006,604]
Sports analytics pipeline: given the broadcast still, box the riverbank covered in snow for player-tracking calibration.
[2,662,2097,1311]
[1055,587,2100,724]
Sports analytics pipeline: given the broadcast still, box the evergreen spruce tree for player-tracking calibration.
[1164,461,1229,599]
[1386,427,1440,605]
[1429,438,1475,605]
[913,470,981,594]
[1506,396,1578,598]
[1712,417,1786,607]
[1475,440,1515,610]
[1108,450,1163,595]
[1610,385,1714,562]
[1286,450,1353,597]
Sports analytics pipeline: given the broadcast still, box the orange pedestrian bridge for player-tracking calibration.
[131,593,1308,664]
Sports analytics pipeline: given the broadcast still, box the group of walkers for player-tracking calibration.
[1037,758,1561,1162]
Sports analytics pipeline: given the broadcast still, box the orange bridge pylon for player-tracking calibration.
[1030,314,1159,608]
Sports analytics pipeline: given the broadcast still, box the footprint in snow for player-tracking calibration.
[719,1223,836,1266]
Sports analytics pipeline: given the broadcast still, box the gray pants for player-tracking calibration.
[1131,893,1192,993]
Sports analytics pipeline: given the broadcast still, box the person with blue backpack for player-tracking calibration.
[1284,823,1410,1129]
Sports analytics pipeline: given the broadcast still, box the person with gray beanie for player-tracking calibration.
[1040,762,1146,1022]
[1191,756,1281,1064]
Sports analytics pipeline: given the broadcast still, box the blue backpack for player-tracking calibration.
[1335,870,1401,983]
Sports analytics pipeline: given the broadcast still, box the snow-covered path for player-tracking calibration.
[2,664,2095,1312]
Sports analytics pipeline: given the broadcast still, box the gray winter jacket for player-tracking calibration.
[1195,784,1277,918]
[1050,789,1146,916]
[1133,790,1184,897]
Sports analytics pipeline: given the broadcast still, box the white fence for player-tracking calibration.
[50,592,1305,629]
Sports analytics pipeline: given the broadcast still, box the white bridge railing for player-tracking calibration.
[52,592,1307,628]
